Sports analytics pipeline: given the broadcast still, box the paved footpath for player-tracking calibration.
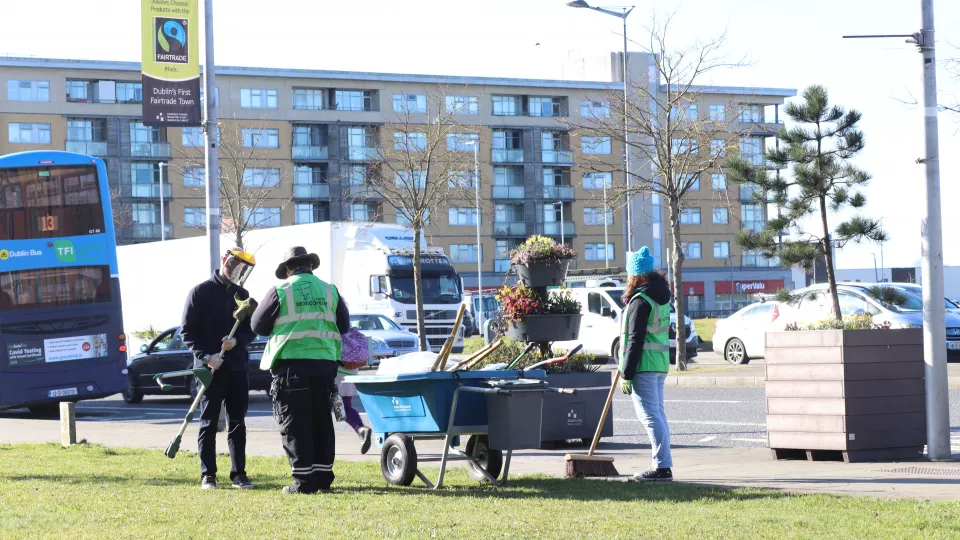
[4,414,960,501]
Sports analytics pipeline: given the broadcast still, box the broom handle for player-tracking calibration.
[173,318,240,439]
[589,370,621,457]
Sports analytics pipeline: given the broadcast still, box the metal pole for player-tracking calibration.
[159,162,166,241]
[621,8,632,254]
[603,178,610,265]
[919,0,949,460]
[557,202,565,246]
[474,143,483,333]
[203,0,221,271]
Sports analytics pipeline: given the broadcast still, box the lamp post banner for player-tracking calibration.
[140,0,201,127]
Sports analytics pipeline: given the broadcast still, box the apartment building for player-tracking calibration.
[0,54,795,311]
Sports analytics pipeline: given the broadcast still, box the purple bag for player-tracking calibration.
[341,328,370,369]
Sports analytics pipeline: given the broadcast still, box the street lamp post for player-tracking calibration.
[554,201,565,246]
[158,161,166,242]
[603,178,610,266]
[466,140,483,333]
[568,0,635,257]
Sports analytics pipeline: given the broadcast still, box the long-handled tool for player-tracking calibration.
[432,304,466,371]
[506,343,538,370]
[564,368,620,478]
[527,344,582,370]
[449,338,501,371]
[158,294,256,459]
[461,339,504,371]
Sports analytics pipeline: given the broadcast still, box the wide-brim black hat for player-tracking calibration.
[275,246,320,279]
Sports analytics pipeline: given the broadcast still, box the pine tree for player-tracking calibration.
[726,84,886,321]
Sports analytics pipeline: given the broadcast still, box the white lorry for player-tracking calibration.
[117,222,465,353]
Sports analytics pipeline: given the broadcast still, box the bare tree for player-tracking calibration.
[570,11,750,370]
[357,86,478,351]
[179,119,291,250]
[109,186,134,239]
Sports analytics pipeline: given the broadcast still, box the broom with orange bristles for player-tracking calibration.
[564,369,620,477]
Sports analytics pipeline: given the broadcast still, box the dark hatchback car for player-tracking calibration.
[122,327,270,404]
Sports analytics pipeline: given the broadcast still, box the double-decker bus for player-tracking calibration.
[0,150,127,414]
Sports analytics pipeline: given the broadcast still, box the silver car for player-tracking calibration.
[887,283,960,314]
[712,301,782,364]
[350,313,420,362]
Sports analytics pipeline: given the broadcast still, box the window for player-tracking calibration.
[447,132,478,152]
[130,122,160,143]
[184,207,206,228]
[182,167,206,187]
[679,174,699,190]
[240,88,278,109]
[738,104,763,123]
[741,203,764,232]
[713,208,729,225]
[671,138,698,155]
[293,125,327,147]
[8,123,51,144]
[242,168,281,188]
[294,164,328,185]
[242,128,279,148]
[529,96,563,117]
[182,127,204,147]
[446,95,479,115]
[838,291,881,317]
[116,82,143,104]
[712,173,727,191]
[681,242,702,259]
[66,80,93,102]
[346,164,368,185]
[580,100,610,119]
[67,119,105,142]
[709,104,726,122]
[130,162,159,184]
[582,136,611,154]
[493,130,522,150]
[711,139,726,157]
[742,249,774,268]
[293,88,326,110]
[495,203,524,223]
[740,136,764,165]
[494,167,523,186]
[396,208,430,225]
[492,95,520,116]
[447,171,476,189]
[350,203,378,221]
[583,172,612,190]
[450,244,481,263]
[714,241,731,259]
[243,207,281,228]
[396,170,426,189]
[393,93,427,113]
[448,207,478,226]
[584,243,615,261]
[295,203,329,225]
[670,103,697,121]
[132,203,158,224]
[346,126,375,151]
[335,90,375,112]
[583,207,613,226]
[394,131,427,152]
[679,208,701,225]
[7,80,49,102]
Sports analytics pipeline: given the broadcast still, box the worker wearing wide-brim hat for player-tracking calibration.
[250,246,350,494]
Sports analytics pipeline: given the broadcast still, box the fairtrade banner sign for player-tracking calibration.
[141,0,201,126]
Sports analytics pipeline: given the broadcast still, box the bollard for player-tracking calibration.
[60,402,76,447]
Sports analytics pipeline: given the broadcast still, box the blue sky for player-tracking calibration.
[2,0,957,270]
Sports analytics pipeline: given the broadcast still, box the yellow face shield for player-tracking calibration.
[223,249,256,286]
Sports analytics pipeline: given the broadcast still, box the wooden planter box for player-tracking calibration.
[765,329,925,463]
[515,260,571,288]
[539,371,614,448]
[506,314,581,343]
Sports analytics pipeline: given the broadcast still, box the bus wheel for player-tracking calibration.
[28,403,60,417]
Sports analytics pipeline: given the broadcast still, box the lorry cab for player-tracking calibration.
[553,287,698,361]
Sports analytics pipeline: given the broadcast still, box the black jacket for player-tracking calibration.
[250,269,351,375]
[622,273,672,379]
[181,271,257,372]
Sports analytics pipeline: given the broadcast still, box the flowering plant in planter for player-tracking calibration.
[497,286,582,324]
[785,313,892,331]
[509,235,577,266]
[474,339,598,374]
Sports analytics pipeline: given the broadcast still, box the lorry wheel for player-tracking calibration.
[465,435,503,482]
[381,434,418,486]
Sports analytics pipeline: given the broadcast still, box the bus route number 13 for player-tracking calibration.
[39,215,58,232]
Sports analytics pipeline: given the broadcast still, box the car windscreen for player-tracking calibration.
[894,286,958,310]
[351,314,401,331]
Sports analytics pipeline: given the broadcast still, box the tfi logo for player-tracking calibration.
[53,240,76,263]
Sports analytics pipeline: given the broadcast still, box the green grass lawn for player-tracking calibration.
[462,336,484,355]
[3,444,960,538]
[694,318,718,343]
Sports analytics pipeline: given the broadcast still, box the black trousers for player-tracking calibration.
[197,369,249,480]
[271,361,338,492]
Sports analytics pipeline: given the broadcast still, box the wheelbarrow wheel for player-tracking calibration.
[465,435,503,482]
[381,434,417,486]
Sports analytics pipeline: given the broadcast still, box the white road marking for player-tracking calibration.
[144,413,170,416]
[78,406,185,413]
[614,419,766,427]
[698,436,718,443]
[664,400,742,404]
[731,438,768,443]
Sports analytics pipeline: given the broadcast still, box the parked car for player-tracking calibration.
[123,327,270,404]
[886,283,960,314]
[782,283,960,357]
[350,313,419,362]
[712,301,782,364]
[552,287,698,362]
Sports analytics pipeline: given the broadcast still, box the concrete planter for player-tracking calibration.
[506,314,581,343]
[515,260,571,288]
[539,371,613,448]
[765,328,925,463]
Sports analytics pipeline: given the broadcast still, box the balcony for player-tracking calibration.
[492,185,525,199]
[130,142,171,158]
[292,145,329,160]
[541,149,574,165]
[493,222,526,236]
[129,223,173,240]
[543,185,575,200]
[125,183,172,199]
[741,118,785,136]
[347,185,381,199]
[294,184,331,199]
[492,149,524,163]
[543,221,576,237]
[494,259,512,273]
[346,146,377,161]
[66,140,107,156]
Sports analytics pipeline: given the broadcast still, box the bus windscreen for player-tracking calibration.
[0,265,112,311]
[0,165,105,240]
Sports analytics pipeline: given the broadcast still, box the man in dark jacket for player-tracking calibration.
[251,246,350,494]
[181,248,258,490]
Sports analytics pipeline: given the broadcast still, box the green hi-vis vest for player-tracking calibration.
[619,291,671,374]
[260,273,342,370]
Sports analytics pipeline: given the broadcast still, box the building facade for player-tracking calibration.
[0,55,794,313]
